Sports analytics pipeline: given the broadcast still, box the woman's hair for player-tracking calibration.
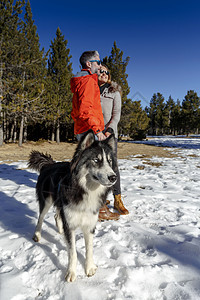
[100,63,111,84]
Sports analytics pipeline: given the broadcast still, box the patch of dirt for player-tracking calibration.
[143,161,163,167]
[0,140,176,163]
[117,142,176,159]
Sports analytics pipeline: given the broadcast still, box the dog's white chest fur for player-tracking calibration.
[65,204,98,230]
[64,188,104,230]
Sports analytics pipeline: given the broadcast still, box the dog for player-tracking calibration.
[28,130,117,282]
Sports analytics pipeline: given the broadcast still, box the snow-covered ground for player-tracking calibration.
[1,137,200,300]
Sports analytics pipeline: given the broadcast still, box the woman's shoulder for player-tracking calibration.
[108,81,122,94]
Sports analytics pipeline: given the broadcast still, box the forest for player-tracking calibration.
[1,0,200,146]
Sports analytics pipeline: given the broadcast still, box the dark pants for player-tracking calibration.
[113,139,121,196]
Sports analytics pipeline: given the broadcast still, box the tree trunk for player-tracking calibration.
[13,117,17,143]
[0,123,3,145]
[18,115,24,147]
[0,63,3,146]
[51,130,55,142]
[24,116,27,143]
[9,122,15,142]
[51,119,56,141]
[6,117,9,141]
[56,119,60,144]
[155,127,159,135]
[19,71,25,146]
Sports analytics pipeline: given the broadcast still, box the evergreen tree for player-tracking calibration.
[148,93,165,135]
[102,41,130,135]
[1,0,46,146]
[47,27,73,143]
[164,96,176,134]
[173,99,182,135]
[181,90,200,135]
[129,101,149,140]
[165,96,183,136]
[0,0,25,145]
[102,41,130,102]
[17,0,46,146]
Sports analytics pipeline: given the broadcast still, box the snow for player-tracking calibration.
[1,137,200,300]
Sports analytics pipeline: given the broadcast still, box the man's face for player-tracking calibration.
[90,55,101,75]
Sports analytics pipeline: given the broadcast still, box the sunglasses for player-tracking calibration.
[89,60,101,65]
[100,69,109,75]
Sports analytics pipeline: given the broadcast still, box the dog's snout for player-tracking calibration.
[108,174,117,183]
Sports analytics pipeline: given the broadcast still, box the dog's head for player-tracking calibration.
[71,130,117,187]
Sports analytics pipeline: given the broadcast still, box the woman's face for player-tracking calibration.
[98,66,109,85]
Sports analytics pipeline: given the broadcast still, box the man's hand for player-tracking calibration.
[96,132,106,141]
[105,132,111,138]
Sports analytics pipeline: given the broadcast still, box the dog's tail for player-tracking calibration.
[28,150,54,172]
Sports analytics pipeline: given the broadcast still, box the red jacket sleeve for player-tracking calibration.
[78,77,103,133]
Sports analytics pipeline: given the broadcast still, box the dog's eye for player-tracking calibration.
[93,158,99,163]
[108,157,112,164]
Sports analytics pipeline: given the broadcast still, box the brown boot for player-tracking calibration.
[114,194,129,215]
[98,204,120,221]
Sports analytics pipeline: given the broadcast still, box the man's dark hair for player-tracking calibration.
[79,51,99,68]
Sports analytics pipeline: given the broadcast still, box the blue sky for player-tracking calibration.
[30,0,200,107]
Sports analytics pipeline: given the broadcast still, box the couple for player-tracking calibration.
[70,51,129,221]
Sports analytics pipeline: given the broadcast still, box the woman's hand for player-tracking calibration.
[97,132,106,141]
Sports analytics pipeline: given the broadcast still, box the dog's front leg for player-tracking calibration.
[65,230,77,282]
[54,208,64,234]
[83,230,97,277]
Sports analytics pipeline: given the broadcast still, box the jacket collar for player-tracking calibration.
[81,69,93,75]
[100,82,110,95]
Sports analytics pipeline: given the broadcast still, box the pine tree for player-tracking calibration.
[164,96,176,134]
[148,93,165,135]
[181,90,200,135]
[102,41,130,103]
[0,0,25,145]
[1,0,46,146]
[129,101,149,140]
[47,27,73,143]
[17,0,46,146]
[173,99,182,135]
[102,41,131,135]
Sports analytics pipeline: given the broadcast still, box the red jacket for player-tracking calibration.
[71,70,104,135]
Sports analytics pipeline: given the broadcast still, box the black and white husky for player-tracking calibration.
[28,130,117,282]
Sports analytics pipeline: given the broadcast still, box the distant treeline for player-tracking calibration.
[145,91,200,137]
[1,1,199,146]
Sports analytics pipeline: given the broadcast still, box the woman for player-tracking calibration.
[98,64,129,218]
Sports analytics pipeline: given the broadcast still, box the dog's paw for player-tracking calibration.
[65,270,77,282]
[32,232,41,242]
[85,263,97,277]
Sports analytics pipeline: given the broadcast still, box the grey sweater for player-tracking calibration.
[100,82,122,139]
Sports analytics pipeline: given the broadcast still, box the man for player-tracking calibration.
[71,51,119,221]
[71,51,105,141]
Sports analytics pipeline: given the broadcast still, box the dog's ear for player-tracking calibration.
[71,130,95,172]
[80,130,95,150]
[105,134,116,153]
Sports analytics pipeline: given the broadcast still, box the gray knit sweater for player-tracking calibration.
[100,82,122,139]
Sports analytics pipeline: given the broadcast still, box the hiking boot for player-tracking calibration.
[98,204,120,221]
[114,194,129,215]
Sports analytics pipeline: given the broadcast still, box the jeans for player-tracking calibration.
[113,139,121,196]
